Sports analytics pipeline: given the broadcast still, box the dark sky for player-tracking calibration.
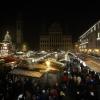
[0,1,100,49]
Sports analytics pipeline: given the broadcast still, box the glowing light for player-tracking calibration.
[85,49,87,51]
[32,59,35,63]
[83,62,86,67]
[94,49,99,53]
[11,62,15,64]
[45,66,58,72]
[55,53,58,59]
[80,60,83,63]
[45,60,50,67]
[68,71,70,74]
[22,44,27,52]
[80,42,88,45]
[88,49,92,52]
[97,38,100,40]
[3,43,7,46]
[75,44,78,47]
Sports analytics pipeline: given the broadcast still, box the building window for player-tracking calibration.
[83,45,86,48]
[91,28,93,32]
[94,25,96,31]
[98,33,100,38]
[97,32,100,40]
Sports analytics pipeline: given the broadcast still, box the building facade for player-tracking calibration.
[79,20,100,55]
[40,23,72,51]
[0,31,14,57]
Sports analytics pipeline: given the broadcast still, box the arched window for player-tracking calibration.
[97,32,100,40]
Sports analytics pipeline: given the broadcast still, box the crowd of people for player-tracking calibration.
[0,58,100,100]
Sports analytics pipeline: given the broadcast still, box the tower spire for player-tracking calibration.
[16,12,23,50]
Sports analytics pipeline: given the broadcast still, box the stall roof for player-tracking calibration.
[10,69,44,78]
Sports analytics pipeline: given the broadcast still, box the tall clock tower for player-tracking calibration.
[16,13,23,50]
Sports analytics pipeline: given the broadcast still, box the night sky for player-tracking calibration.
[0,1,100,49]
